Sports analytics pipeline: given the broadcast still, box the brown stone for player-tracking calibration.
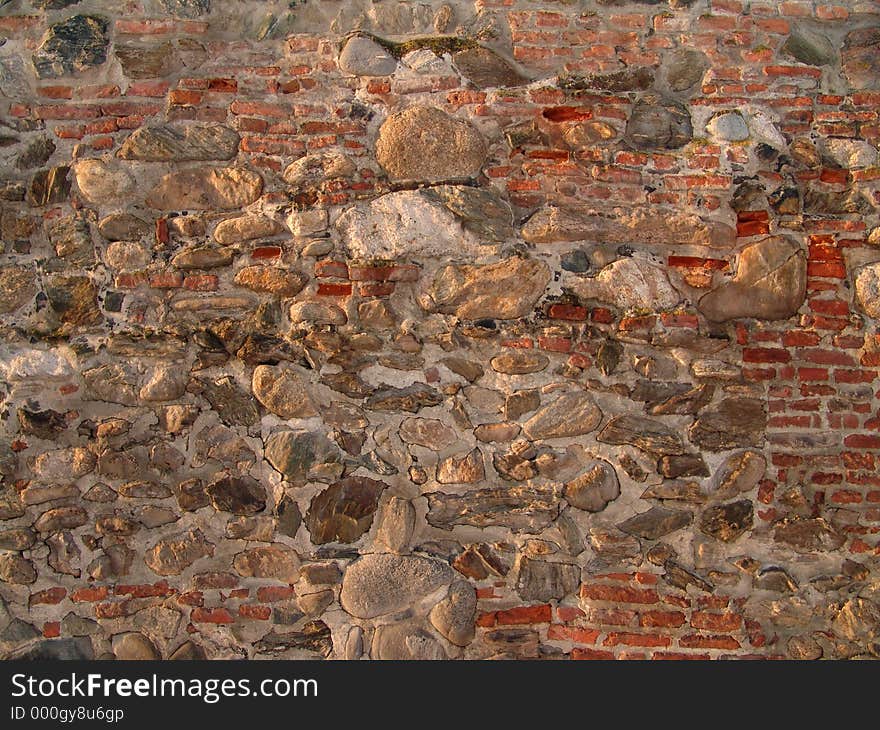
[146,167,263,210]
[597,415,686,455]
[214,215,281,244]
[144,528,214,576]
[618,506,693,539]
[234,266,307,297]
[564,459,620,512]
[522,391,602,440]
[206,475,266,516]
[305,476,387,544]
[699,500,753,542]
[689,398,766,451]
[436,448,485,484]
[426,485,560,533]
[0,267,35,313]
[233,545,300,581]
[490,351,549,374]
[252,365,317,419]
[119,124,239,161]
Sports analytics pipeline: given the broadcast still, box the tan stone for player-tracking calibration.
[214,215,281,244]
[252,364,317,419]
[146,167,263,210]
[234,266,307,297]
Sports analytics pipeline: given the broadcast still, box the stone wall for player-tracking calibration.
[0,0,878,661]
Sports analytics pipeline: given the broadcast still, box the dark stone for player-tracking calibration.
[781,28,835,66]
[16,137,56,170]
[206,475,266,516]
[305,476,387,544]
[421,185,515,242]
[699,500,753,542]
[276,497,302,538]
[755,567,798,593]
[426,485,560,533]
[115,42,179,80]
[32,16,110,79]
[689,397,767,451]
[17,408,68,439]
[804,187,875,216]
[264,430,339,487]
[119,124,240,162]
[561,249,591,273]
[48,214,93,266]
[649,384,714,416]
[631,380,692,406]
[559,66,654,92]
[596,339,623,376]
[641,480,706,503]
[195,376,260,426]
[158,0,211,17]
[365,383,443,413]
[598,415,686,455]
[27,166,70,206]
[617,506,693,539]
[624,94,692,150]
[658,454,709,478]
[493,451,538,482]
[842,27,880,90]
[452,46,529,89]
[515,557,580,601]
[774,517,845,553]
[663,560,713,592]
[254,621,332,658]
[45,275,101,330]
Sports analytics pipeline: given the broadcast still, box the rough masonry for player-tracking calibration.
[0,0,879,660]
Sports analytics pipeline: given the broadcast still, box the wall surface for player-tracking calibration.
[0,0,878,661]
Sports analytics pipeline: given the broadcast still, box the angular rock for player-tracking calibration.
[436,448,485,484]
[823,139,877,169]
[254,621,332,658]
[305,476,387,544]
[641,480,706,503]
[32,15,110,78]
[0,553,36,584]
[698,237,807,322]
[159,0,210,17]
[559,67,654,92]
[289,300,346,325]
[206,475,266,516]
[569,256,681,312]
[47,215,93,265]
[521,205,734,248]
[712,450,766,497]
[46,275,101,330]
[365,383,443,413]
[340,553,453,619]
[426,485,560,533]
[515,556,580,602]
[114,42,179,79]
[598,415,686,455]
[565,459,620,512]
[689,398,766,451]
[119,124,239,161]
[375,106,487,182]
[624,94,692,150]
[146,167,262,210]
[338,35,398,76]
[34,506,88,532]
[854,263,880,319]
[774,517,845,553]
[699,500,753,542]
[618,506,693,539]
[399,418,457,449]
[842,28,880,90]
[430,581,477,646]
[521,391,602,441]
[252,365,317,419]
[421,257,549,321]
[74,159,134,204]
[265,430,339,486]
[27,166,70,206]
[196,376,259,426]
[145,528,213,576]
[782,27,835,66]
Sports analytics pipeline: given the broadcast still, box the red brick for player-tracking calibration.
[238,605,271,620]
[547,625,601,644]
[691,611,742,631]
[548,303,588,321]
[29,587,67,606]
[571,648,615,660]
[639,610,686,628]
[316,282,353,297]
[191,607,235,624]
[43,622,61,638]
[743,347,790,364]
[679,634,741,650]
[604,632,671,648]
[495,605,552,625]
[71,586,109,603]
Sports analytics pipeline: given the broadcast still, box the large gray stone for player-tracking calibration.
[338,35,398,76]
[565,459,620,512]
[33,15,110,78]
[842,28,880,90]
[429,581,477,646]
[515,557,580,601]
[119,124,239,161]
[252,365,317,419]
[624,94,692,150]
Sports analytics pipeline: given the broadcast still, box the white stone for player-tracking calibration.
[823,139,878,169]
[74,158,135,204]
[1,347,75,381]
[569,256,681,311]
[707,112,749,142]
[286,208,328,237]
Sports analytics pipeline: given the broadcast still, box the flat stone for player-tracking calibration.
[214,215,281,245]
[340,553,454,619]
[233,545,300,581]
[421,257,549,321]
[618,506,693,540]
[206,475,266,516]
[0,267,35,314]
[773,517,845,553]
[365,383,443,413]
[113,633,160,660]
[33,15,109,78]
[661,48,709,93]
[597,415,685,455]
[196,376,259,426]
[234,266,306,297]
[27,166,70,206]
[659,454,709,478]
[114,41,179,79]
[399,417,457,449]
[842,28,880,90]
[426,485,560,533]
[452,46,528,88]
[252,364,317,419]
[569,256,681,312]
[264,430,339,486]
[565,459,620,512]
[522,391,602,440]
[289,300,346,325]
[34,506,88,532]
[707,112,749,142]
[782,27,835,66]
[712,450,766,498]
[515,556,580,601]
[172,246,234,269]
[699,500,754,542]
[624,94,692,150]
[306,476,387,544]
[144,528,213,576]
[373,496,416,553]
[521,205,735,248]
[98,212,151,241]
[698,237,807,322]
[474,422,521,443]
[641,480,706,502]
[120,124,238,161]
[146,167,263,210]
[430,581,477,646]
[689,397,766,451]
[804,187,875,216]
[376,106,487,183]
[436,448,485,484]
[491,351,549,375]
[338,35,398,76]
[559,66,654,92]
[254,621,332,658]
